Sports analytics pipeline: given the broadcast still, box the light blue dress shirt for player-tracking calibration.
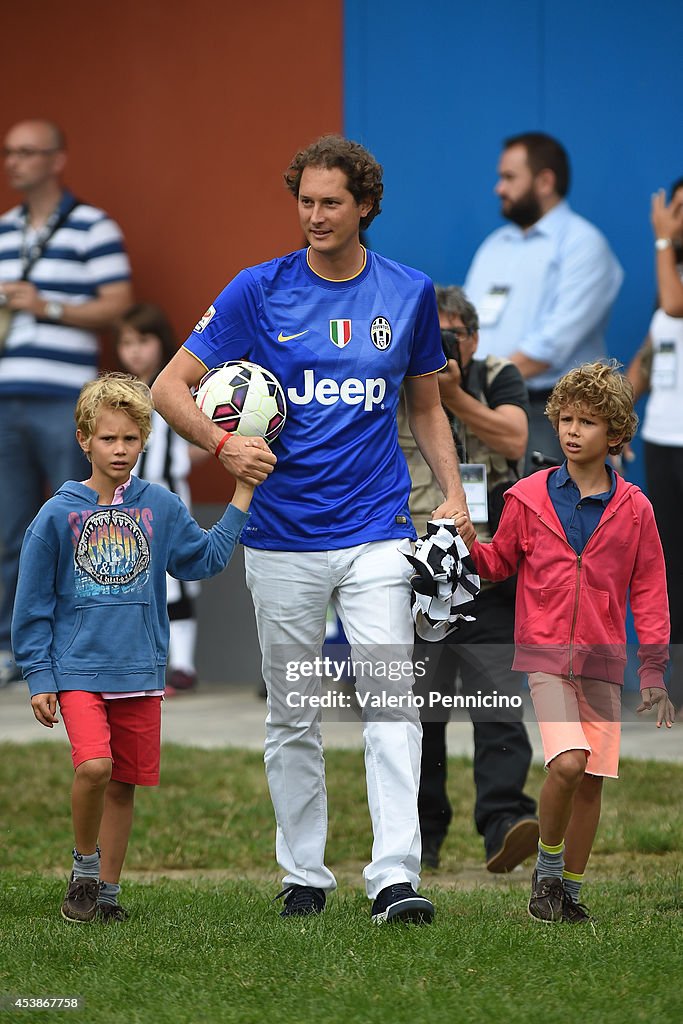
[464,201,623,392]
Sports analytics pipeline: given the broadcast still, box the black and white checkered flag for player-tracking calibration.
[404,520,480,642]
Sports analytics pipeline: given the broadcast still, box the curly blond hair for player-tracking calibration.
[75,372,153,447]
[545,361,638,455]
[283,134,383,230]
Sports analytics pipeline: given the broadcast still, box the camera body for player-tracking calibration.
[440,328,462,372]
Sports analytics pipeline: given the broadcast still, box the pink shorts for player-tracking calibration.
[528,672,622,779]
[58,691,162,786]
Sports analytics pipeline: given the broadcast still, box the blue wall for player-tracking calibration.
[344,0,683,484]
[344,0,682,678]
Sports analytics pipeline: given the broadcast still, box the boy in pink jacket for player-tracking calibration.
[464,361,673,924]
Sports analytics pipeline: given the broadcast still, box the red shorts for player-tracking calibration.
[58,691,162,786]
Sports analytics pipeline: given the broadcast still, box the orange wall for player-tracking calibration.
[2,0,342,500]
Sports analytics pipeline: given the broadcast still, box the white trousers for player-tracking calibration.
[244,540,422,899]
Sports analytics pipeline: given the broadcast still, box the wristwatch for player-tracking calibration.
[44,300,64,321]
[655,238,673,251]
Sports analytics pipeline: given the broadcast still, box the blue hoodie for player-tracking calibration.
[12,477,249,697]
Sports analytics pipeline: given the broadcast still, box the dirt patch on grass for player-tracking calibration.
[37,852,682,890]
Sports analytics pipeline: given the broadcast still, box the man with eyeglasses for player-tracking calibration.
[398,285,538,873]
[464,132,623,471]
[0,119,132,687]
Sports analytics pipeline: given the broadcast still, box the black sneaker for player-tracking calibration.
[61,873,100,923]
[275,885,326,918]
[527,869,564,923]
[562,890,593,924]
[371,883,434,925]
[421,836,442,870]
[486,816,539,874]
[98,902,129,923]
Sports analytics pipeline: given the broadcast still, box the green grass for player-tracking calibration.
[1,744,682,1024]
[1,877,682,1024]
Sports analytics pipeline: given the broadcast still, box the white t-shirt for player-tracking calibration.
[642,281,683,446]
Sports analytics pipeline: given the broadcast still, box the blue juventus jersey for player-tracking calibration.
[184,248,445,550]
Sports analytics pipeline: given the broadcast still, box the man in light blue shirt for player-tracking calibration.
[464,132,623,470]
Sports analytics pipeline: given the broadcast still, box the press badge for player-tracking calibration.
[478,286,510,327]
[460,464,488,523]
[651,340,677,389]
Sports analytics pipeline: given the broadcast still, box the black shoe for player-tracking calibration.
[562,889,593,924]
[486,816,539,874]
[371,883,434,925]
[275,885,326,918]
[61,873,100,923]
[98,902,129,922]
[421,836,443,870]
[527,869,564,923]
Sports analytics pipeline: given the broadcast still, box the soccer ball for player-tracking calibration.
[194,360,287,444]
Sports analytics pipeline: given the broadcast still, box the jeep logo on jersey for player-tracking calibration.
[287,369,386,411]
[329,319,352,348]
[193,304,216,333]
[370,316,392,350]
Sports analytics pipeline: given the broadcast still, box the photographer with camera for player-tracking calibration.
[399,285,538,872]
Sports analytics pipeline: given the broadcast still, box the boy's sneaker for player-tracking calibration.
[527,869,564,923]
[98,902,129,923]
[61,873,100,923]
[371,883,435,925]
[562,892,593,924]
[275,885,326,918]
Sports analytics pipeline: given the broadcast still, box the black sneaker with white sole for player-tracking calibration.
[371,883,434,925]
[275,884,326,918]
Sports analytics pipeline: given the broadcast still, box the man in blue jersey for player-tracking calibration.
[152,135,469,924]
[0,119,133,687]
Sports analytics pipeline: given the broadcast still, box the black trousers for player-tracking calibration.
[645,441,683,710]
[414,583,536,849]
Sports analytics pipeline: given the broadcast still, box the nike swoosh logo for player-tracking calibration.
[277,330,308,342]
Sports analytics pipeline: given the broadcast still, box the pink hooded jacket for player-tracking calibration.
[471,469,669,689]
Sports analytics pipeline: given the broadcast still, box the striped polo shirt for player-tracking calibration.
[0,189,131,398]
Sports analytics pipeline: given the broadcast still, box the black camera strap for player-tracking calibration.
[19,194,81,281]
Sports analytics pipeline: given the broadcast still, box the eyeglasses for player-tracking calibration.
[449,327,472,342]
[3,147,58,159]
